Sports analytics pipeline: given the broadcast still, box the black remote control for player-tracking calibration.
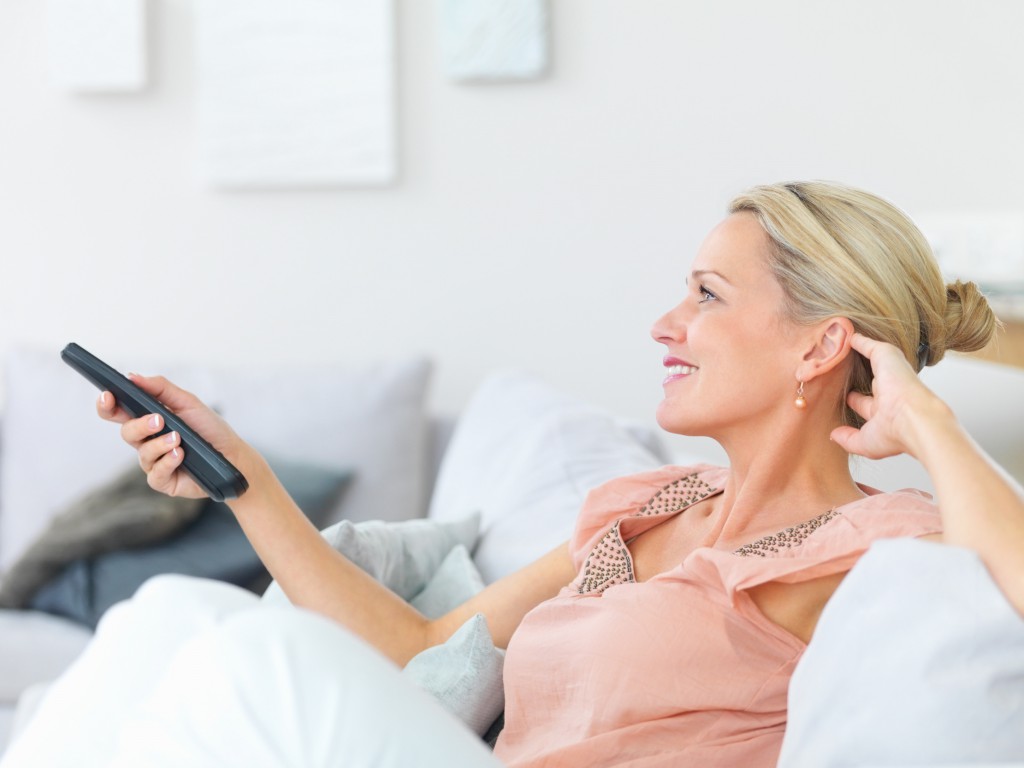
[61,343,248,502]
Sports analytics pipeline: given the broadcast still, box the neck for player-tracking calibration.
[705,414,867,549]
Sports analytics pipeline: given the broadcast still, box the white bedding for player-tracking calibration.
[1,575,499,768]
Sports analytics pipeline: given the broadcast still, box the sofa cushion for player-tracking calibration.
[778,538,1024,767]
[0,346,431,573]
[428,370,666,582]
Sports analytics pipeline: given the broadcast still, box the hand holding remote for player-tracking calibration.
[64,343,248,501]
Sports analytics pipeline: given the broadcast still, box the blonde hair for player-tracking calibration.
[729,181,998,427]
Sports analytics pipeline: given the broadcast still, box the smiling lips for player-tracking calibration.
[663,356,698,384]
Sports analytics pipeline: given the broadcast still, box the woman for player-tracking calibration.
[9,181,1022,767]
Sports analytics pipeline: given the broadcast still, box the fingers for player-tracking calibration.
[144,440,186,494]
[849,332,882,358]
[128,373,200,413]
[119,411,168,449]
[96,391,132,424]
[846,390,873,420]
[829,425,859,454]
[850,333,915,376]
[137,428,181,473]
[99,372,199,447]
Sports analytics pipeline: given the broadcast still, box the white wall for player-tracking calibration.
[1,0,1023,472]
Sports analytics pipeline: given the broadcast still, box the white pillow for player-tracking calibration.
[0,346,431,572]
[778,538,1024,768]
[106,607,504,768]
[7,576,504,768]
[428,370,666,583]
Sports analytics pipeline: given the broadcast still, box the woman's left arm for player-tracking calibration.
[832,333,1024,615]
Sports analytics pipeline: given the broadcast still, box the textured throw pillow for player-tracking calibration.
[29,457,353,628]
[403,545,504,737]
[778,538,1024,767]
[429,371,666,582]
[0,346,430,572]
[409,545,485,620]
[262,513,480,605]
[0,467,204,608]
[403,613,505,738]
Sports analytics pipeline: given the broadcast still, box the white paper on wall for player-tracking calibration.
[441,0,548,81]
[47,0,147,92]
[195,0,396,188]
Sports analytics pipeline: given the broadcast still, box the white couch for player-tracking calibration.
[1,347,1022,763]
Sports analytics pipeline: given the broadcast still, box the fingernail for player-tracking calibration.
[149,414,161,430]
[171,448,180,459]
[164,431,177,445]
[99,392,109,407]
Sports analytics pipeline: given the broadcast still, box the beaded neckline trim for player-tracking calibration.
[732,507,842,557]
[575,472,845,595]
[576,472,717,595]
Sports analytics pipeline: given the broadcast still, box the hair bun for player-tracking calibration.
[932,280,999,364]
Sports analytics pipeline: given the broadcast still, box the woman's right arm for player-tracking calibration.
[832,334,1024,615]
[98,374,576,666]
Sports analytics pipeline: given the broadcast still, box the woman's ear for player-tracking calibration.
[797,317,855,382]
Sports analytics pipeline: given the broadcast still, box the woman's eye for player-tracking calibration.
[698,285,718,304]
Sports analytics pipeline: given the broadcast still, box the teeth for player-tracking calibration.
[667,364,698,375]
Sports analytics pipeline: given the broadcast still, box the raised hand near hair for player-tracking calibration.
[829,333,955,461]
[833,335,1024,615]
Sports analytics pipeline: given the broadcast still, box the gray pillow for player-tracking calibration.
[409,544,485,620]
[262,513,480,604]
[778,538,1024,767]
[29,457,353,628]
[403,542,504,738]
[405,540,505,741]
[404,613,505,738]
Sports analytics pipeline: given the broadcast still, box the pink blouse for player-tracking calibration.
[493,465,943,768]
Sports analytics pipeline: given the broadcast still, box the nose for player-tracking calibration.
[650,302,687,346]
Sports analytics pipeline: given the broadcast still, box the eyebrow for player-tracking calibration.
[690,269,732,285]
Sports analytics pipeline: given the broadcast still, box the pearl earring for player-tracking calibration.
[794,381,807,409]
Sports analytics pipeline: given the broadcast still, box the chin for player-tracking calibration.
[655,400,708,437]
